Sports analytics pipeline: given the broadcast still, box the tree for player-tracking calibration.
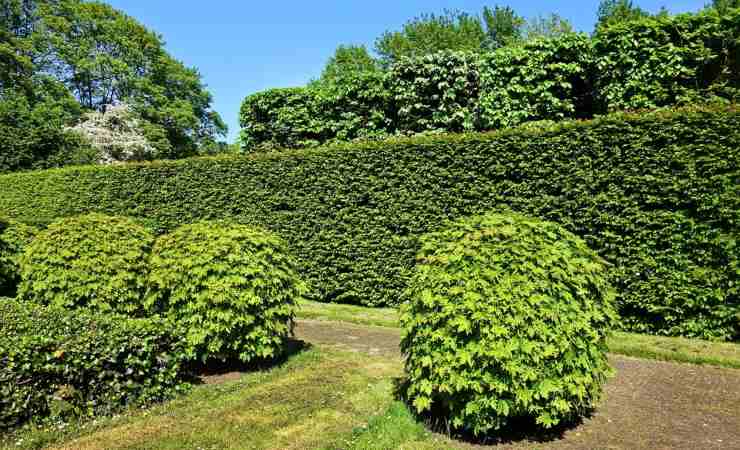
[33,0,226,157]
[66,103,169,164]
[0,76,91,173]
[482,5,524,49]
[0,0,227,169]
[522,14,574,40]
[595,0,650,30]
[318,45,379,83]
[374,9,486,65]
[709,0,740,13]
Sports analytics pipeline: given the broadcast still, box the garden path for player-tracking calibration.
[295,319,740,450]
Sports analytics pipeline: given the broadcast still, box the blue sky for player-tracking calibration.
[105,0,708,142]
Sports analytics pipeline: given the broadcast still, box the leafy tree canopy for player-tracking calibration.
[318,44,379,84]
[482,5,525,49]
[374,9,486,65]
[595,0,651,30]
[522,13,574,40]
[0,0,225,172]
[373,5,573,65]
[708,0,740,13]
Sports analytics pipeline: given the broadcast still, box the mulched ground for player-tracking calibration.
[295,319,740,450]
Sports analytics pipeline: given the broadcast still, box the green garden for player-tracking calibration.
[1,1,739,449]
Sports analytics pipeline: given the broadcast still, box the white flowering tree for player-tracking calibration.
[67,104,157,164]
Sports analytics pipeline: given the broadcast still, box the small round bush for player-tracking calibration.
[145,221,305,363]
[18,214,154,314]
[400,213,618,436]
[0,219,38,297]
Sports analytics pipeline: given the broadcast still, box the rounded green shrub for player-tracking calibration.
[145,221,305,363]
[18,213,154,314]
[0,300,189,429]
[400,213,618,436]
[0,219,38,297]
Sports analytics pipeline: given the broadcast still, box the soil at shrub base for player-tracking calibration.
[295,319,740,450]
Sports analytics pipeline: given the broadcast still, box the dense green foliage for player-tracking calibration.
[374,9,488,65]
[478,33,594,129]
[239,87,321,151]
[391,51,480,133]
[0,107,737,340]
[0,300,189,429]
[400,213,617,435]
[317,44,380,84]
[242,9,739,150]
[0,77,93,173]
[0,0,225,173]
[0,218,36,297]
[145,222,304,363]
[18,214,154,315]
[594,9,740,111]
[240,72,394,151]
[314,70,394,143]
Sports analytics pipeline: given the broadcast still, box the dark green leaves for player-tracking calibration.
[0,218,37,297]
[1,107,738,340]
[594,9,740,111]
[0,300,189,429]
[240,8,739,150]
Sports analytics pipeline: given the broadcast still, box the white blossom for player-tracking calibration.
[67,104,155,164]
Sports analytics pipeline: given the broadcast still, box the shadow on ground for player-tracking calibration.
[190,338,311,385]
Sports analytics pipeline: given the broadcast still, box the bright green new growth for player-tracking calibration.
[400,213,618,436]
[145,222,305,363]
[0,218,38,297]
[18,214,153,314]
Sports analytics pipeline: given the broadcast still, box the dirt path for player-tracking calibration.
[295,319,740,450]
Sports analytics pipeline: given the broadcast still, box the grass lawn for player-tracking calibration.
[298,300,740,369]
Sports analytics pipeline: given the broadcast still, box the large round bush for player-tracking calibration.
[400,213,618,436]
[0,218,38,297]
[145,221,305,363]
[18,214,154,314]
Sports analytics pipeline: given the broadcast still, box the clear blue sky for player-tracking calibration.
[105,0,707,142]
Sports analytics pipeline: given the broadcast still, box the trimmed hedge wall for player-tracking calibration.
[0,107,738,340]
[0,300,189,429]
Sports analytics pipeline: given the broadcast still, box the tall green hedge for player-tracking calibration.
[240,9,739,150]
[0,107,738,340]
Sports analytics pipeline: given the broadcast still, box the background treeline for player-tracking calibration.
[2,106,737,341]
[240,5,740,151]
[0,0,227,174]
